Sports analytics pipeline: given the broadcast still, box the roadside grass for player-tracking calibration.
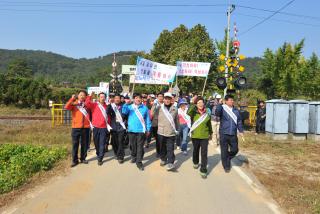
[241,132,320,214]
[0,121,71,146]
[0,120,71,207]
[0,144,68,194]
[0,105,51,117]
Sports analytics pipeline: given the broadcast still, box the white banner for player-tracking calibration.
[99,82,109,89]
[87,86,109,96]
[176,61,211,77]
[129,75,169,85]
[135,57,176,84]
[122,65,136,75]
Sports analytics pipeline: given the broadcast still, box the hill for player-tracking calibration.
[0,49,136,85]
[0,49,262,88]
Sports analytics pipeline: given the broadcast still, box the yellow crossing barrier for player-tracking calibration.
[51,104,71,127]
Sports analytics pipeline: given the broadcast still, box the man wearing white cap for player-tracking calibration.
[153,92,179,171]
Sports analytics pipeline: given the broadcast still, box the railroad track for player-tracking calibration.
[0,116,52,120]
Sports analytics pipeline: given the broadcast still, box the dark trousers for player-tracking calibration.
[256,119,266,133]
[175,134,180,147]
[158,135,175,164]
[146,130,152,144]
[71,128,89,163]
[85,128,91,151]
[192,138,209,173]
[152,126,160,155]
[124,131,129,146]
[220,134,239,170]
[106,132,111,145]
[128,132,145,165]
[93,128,108,162]
[111,130,126,160]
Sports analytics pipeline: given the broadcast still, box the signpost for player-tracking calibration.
[121,65,136,75]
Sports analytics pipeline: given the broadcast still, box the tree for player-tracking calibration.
[298,53,320,99]
[7,59,33,79]
[0,60,52,108]
[258,40,310,99]
[148,24,218,95]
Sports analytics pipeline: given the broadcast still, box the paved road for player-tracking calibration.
[2,144,281,214]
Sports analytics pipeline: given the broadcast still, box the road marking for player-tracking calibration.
[215,147,282,214]
[2,207,17,214]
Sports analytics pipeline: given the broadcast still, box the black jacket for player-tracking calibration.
[215,104,244,136]
[106,104,126,132]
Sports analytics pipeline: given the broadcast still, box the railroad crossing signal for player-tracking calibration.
[109,53,123,94]
[216,52,247,92]
[233,40,240,48]
[219,54,245,72]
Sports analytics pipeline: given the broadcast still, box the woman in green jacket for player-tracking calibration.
[187,97,213,179]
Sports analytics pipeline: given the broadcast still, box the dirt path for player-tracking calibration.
[1,144,282,214]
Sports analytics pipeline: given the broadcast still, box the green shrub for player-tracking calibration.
[239,89,267,106]
[0,144,67,194]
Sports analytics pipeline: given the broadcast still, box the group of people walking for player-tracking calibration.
[65,90,244,179]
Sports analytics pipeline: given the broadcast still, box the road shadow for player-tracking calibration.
[232,154,249,167]
[143,151,159,168]
[118,140,159,166]
[174,145,193,170]
[207,154,221,175]
[86,150,115,163]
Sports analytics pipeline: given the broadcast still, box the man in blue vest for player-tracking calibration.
[215,95,244,173]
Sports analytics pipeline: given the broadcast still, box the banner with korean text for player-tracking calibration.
[176,61,211,77]
[135,57,176,84]
[129,75,169,85]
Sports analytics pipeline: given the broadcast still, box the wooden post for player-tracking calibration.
[170,82,174,89]
[175,74,178,87]
[131,76,136,98]
[201,75,208,97]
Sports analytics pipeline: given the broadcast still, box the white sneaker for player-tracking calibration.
[160,160,167,166]
[166,163,175,171]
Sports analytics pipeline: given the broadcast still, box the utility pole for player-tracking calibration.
[224,4,235,97]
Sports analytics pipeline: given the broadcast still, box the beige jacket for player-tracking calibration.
[154,104,179,137]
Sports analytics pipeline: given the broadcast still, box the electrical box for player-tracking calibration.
[266,99,290,134]
[288,100,309,134]
[309,102,320,134]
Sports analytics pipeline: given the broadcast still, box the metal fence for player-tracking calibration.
[243,106,257,127]
[51,104,71,127]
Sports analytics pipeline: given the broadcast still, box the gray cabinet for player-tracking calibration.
[309,102,320,134]
[288,100,309,134]
[266,100,290,134]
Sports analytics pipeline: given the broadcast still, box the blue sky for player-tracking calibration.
[0,0,319,59]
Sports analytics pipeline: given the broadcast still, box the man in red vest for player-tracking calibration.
[86,92,111,166]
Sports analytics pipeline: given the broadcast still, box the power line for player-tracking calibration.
[0,1,227,8]
[239,0,296,36]
[0,1,319,22]
[236,4,320,22]
[0,0,319,28]
[0,8,226,15]
[236,12,320,27]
